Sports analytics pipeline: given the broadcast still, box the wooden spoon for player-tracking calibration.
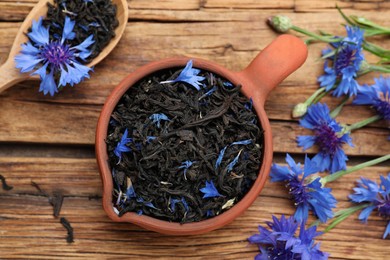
[0,0,128,94]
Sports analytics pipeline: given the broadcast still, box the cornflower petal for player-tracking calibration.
[62,16,76,43]
[353,76,390,120]
[71,35,95,52]
[14,53,43,73]
[114,129,133,161]
[350,174,390,239]
[200,180,222,198]
[28,17,49,46]
[227,150,242,172]
[31,62,49,79]
[358,205,376,222]
[20,41,40,55]
[39,69,58,96]
[384,222,390,239]
[215,146,227,170]
[149,113,170,128]
[160,60,205,90]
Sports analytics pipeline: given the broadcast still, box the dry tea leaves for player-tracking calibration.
[0,174,13,191]
[106,65,264,223]
[43,0,119,62]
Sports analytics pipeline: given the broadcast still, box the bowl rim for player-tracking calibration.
[95,57,273,235]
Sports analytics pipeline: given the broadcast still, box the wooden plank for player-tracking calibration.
[0,13,389,147]
[0,157,389,259]
[202,0,294,9]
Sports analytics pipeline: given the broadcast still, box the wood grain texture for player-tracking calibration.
[0,0,389,259]
[0,157,389,259]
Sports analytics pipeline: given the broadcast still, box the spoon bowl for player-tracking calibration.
[0,0,128,94]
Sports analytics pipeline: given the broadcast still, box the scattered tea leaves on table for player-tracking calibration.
[31,181,64,217]
[0,174,13,191]
[60,217,74,243]
[106,64,264,223]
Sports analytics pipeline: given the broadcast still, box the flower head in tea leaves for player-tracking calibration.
[15,16,94,96]
[248,215,328,260]
[114,129,133,163]
[149,113,171,128]
[297,103,353,173]
[271,154,337,223]
[160,60,205,90]
[200,180,223,198]
[353,76,390,120]
[349,173,390,239]
[318,26,364,97]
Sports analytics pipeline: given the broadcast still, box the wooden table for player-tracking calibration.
[0,0,389,259]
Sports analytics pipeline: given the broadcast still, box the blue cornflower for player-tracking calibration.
[200,180,222,198]
[178,160,195,180]
[353,76,390,120]
[114,129,133,163]
[297,103,353,173]
[349,173,390,239]
[271,154,337,223]
[160,60,205,90]
[14,16,94,96]
[149,113,170,128]
[248,215,328,260]
[318,26,364,97]
[292,222,329,260]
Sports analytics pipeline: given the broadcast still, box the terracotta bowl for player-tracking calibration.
[96,34,307,235]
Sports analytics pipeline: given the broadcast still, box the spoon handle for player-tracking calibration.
[0,59,29,94]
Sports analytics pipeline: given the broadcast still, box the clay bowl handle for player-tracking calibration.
[237,34,308,107]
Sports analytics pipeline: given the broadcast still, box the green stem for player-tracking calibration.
[291,26,341,43]
[312,87,331,104]
[344,115,382,132]
[330,96,349,118]
[324,204,369,233]
[322,154,390,184]
[305,87,326,106]
[369,64,390,73]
